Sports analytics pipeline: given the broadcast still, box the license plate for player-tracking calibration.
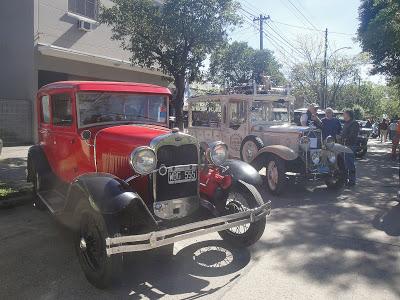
[168,165,197,184]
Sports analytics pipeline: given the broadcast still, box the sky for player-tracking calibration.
[231,0,386,84]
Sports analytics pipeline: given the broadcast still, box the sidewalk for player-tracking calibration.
[0,146,32,200]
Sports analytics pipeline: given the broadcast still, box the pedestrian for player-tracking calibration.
[379,119,388,143]
[392,120,400,160]
[340,109,359,186]
[389,119,397,141]
[300,103,322,128]
[365,119,372,128]
[321,107,342,140]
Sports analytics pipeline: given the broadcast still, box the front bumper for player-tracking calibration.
[105,201,271,256]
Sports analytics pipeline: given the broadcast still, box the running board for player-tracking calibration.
[37,190,67,214]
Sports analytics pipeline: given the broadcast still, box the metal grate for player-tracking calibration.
[0,99,32,145]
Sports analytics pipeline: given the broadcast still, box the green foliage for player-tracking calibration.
[100,0,240,127]
[358,0,400,79]
[209,41,285,86]
[352,105,365,120]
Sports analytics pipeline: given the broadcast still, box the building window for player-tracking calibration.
[52,94,73,127]
[68,0,99,20]
[41,95,50,124]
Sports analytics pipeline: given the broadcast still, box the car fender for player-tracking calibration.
[332,143,354,154]
[63,173,157,231]
[255,145,298,161]
[221,159,262,186]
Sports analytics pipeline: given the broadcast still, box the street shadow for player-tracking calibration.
[373,201,400,236]
[255,146,400,296]
[119,240,250,299]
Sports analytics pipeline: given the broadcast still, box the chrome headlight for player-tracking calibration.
[311,151,320,165]
[325,135,335,150]
[327,152,336,164]
[299,136,310,151]
[129,146,157,175]
[208,142,228,166]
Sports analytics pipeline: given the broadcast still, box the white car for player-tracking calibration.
[188,92,352,195]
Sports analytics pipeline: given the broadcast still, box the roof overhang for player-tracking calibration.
[37,43,172,80]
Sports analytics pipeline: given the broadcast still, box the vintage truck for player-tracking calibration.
[187,92,353,195]
[27,81,270,288]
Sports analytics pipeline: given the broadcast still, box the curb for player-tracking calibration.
[0,194,31,209]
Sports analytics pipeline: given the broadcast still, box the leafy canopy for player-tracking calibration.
[209,41,285,86]
[358,0,400,78]
[100,0,240,81]
[100,0,240,126]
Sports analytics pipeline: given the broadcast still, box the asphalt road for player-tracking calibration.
[0,140,399,299]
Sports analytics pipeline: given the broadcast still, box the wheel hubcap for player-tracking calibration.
[267,161,278,189]
[80,238,87,250]
[243,141,257,162]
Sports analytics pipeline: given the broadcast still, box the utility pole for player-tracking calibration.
[323,28,328,108]
[253,14,270,50]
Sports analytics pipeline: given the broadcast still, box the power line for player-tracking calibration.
[285,0,319,31]
[265,22,302,56]
[270,19,355,36]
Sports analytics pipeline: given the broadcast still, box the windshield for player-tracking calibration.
[77,92,168,128]
[251,100,289,123]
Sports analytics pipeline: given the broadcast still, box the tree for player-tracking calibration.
[209,41,285,87]
[358,0,400,79]
[289,35,363,108]
[100,0,240,128]
[352,105,365,120]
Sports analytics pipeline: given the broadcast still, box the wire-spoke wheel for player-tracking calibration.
[75,210,122,289]
[218,185,266,248]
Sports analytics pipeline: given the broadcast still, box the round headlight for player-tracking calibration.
[325,135,335,149]
[311,151,320,165]
[129,146,157,175]
[208,142,228,166]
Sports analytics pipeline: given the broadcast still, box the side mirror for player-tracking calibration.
[81,130,92,140]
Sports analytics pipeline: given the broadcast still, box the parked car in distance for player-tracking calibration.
[188,93,353,195]
[27,81,270,288]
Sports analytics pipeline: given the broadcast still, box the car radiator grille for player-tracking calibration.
[155,144,198,201]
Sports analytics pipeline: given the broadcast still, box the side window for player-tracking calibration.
[229,101,247,129]
[41,95,50,124]
[51,93,73,127]
[190,101,221,128]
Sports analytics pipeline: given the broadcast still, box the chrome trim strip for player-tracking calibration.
[105,201,271,256]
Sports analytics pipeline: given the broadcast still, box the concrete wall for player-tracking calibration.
[37,0,131,61]
[0,0,36,145]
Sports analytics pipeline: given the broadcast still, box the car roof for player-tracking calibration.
[38,81,171,95]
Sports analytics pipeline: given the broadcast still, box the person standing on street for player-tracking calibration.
[340,109,359,186]
[389,119,397,141]
[321,107,342,140]
[380,119,389,143]
[392,120,400,160]
[300,103,322,127]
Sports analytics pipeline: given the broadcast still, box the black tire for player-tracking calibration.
[240,136,264,163]
[265,155,286,195]
[75,209,123,289]
[355,147,367,158]
[31,165,47,210]
[218,185,266,248]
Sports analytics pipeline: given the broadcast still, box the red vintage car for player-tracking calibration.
[27,81,270,288]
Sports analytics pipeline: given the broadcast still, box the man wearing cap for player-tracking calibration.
[300,103,322,127]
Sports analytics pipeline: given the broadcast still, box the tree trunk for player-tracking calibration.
[174,75,185,130]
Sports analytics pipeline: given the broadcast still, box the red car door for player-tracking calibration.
[48,91,78,182]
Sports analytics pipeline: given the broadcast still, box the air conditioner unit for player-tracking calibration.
[78,20,93,32]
